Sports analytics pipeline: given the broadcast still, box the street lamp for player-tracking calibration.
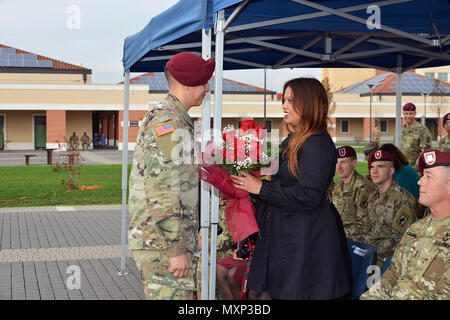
[420,91,430,127]
[366,83,375,142]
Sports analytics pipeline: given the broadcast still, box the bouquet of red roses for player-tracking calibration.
[200,120,278,242]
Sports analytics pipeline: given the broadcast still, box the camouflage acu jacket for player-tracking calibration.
[364,182,422,266]
[128,94,199,257]
[361,215,449,300]
[331,171,375,242]
[439,135,450,152]
[401,121,432,168]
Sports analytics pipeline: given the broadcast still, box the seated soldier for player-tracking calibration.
[216,246,249,300]
[196,200,234,300]
[332,146,375,242]
[439,113,450,152]
[372,125,381,143]
[69,132,79,150]
[81,132,91,150]
[361,150,449,299]
[379,143,421,201]
[363,149,422,267]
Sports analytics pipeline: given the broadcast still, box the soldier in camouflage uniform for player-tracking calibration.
[332,146,375,242]
[439,113,450,152]
[363,141,379,162]
[361,150,449,299]
[364,149,422,267]
[372,125,381,143]
[128,52,215,300]
[400,103,432,170]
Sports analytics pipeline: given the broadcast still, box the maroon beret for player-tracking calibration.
[368,149,394,169]
[166,52,215,86]
[336,146,357,159]
[418,150,450,175]
[443,113,450,126]
[403,102,416,112]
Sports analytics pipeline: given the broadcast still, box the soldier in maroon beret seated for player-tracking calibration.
[363,149,422,266]
[361,150,449,299]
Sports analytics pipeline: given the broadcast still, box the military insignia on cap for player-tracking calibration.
[424,151,436,165]
[375,151,382,159]
[154,121,175,136]
[339,148,346,157]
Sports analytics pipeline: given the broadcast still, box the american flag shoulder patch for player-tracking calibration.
[154,121,175,136]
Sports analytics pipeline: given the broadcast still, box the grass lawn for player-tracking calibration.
[0,165,131,208]
[1,162,368,207]
[333,161,369,183]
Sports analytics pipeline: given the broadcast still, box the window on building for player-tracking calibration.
[380,119,388,133]
[341,120,349,133]
[437,72,448,82]
[264,120,272,133]
[425,72,435,79]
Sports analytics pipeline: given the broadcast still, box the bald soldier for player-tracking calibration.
[363,149,422,267]
[331,146,375,242]
[361,150,450,299]
[400,103,432,170]
[128,52,215,300]
[439,113,450,152]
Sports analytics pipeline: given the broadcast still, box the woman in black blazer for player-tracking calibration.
[231,78,352,300]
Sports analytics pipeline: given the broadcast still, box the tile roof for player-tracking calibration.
[336,71,450,95]
[124,72,276,94]
[0,44,90,71]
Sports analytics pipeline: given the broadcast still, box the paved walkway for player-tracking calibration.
[0,205,145,300]
[0,150,134,166]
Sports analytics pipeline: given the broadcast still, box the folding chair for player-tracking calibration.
[347,241,377,300]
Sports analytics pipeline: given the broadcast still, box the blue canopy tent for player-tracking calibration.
[121,0,450,299]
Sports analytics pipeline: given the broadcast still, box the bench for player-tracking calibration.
[24,154,36,165]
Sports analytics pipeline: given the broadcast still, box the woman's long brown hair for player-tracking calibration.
[283,78,330,178]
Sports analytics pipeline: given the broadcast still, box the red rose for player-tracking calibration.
[239,119,256,133]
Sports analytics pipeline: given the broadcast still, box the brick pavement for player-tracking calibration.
[0,205,145,300]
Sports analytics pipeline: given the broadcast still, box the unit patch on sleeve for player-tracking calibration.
[396,214,409,227]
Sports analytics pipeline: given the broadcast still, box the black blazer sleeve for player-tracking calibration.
[258,134,335,211]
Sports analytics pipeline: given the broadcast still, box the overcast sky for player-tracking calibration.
[0,0,321,93]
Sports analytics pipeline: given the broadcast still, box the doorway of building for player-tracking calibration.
[92,111,118,149]
[0,115,4,150]
[425,118,438,140]
[34,115,46,149]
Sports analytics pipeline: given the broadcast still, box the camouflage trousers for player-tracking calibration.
[132,249,197,300]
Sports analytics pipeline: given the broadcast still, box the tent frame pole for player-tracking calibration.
[209,9,225,300]
[395,55,403,148]
[200,28,212,300]
[119,70,130,276]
